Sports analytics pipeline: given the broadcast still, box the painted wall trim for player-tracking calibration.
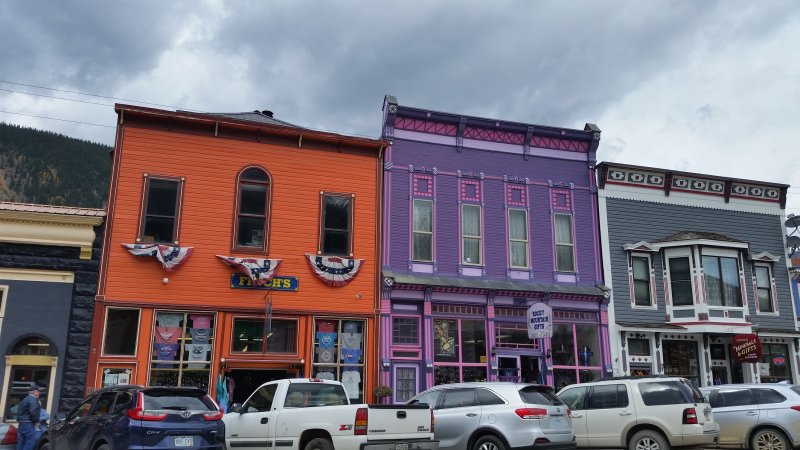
[0,211,102,259]
[0,268,75,283]
[600,184,783,215]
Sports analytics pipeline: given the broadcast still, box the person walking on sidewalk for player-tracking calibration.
[15,384,42,450]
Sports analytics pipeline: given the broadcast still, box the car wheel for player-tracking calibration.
[37,441,51,450]
[304,438,334,450]
[96,444,110,450]
[751,428,789,450]
[474,435,507,450]
[628,429,670,450]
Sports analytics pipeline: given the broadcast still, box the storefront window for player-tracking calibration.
[760,343,792,383]
[150,311,215,390]
[311,318,365,403]
[662,340,700,386]
[433,318,487,384]
[232,318,297,353]
[552,323,602,390]
[628,338,651,356]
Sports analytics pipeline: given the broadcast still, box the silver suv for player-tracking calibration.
[408,382,575,450]
[557,376,719,450]
[700,383,800,450]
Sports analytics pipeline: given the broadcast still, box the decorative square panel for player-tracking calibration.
[461,179,481,201]
[507,185,527,206]
[673,178,690,189]
[413,174,433,197]
[628,172,646,183]
[551,188,572,211]
[709,182,724,192]
[608,170,626,181]
[691,180,707,190]
[646,174,664,186]
[765,188,780,199]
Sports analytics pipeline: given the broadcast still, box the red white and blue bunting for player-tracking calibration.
[121,243,194,272]
[216,255,281,286]
[305,254,364,287]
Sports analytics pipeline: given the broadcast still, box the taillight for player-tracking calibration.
[568,409,573,418]
[127,392,168,421]
[790,406,800,412]
[430,408,434,434]
[203,410,224,420]
[0,425,17,445]
[354,407,368,435]
[682,407,698,425]
[515,408,548,419]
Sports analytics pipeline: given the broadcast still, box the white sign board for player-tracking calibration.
[527,302,552,339]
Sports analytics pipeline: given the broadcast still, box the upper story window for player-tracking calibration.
[631,255,653,307]
[703,255,742,307]
[554,214,575,272]
[235,167,271,251]
[320,193,353,256]
[461,204,482,265]
[755,264,774,313]
[412,199,433,262]
[139,176,183,244]
[508,209,529,268]
[667,256,694,306]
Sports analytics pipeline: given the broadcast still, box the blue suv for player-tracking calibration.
[37,385,224,450]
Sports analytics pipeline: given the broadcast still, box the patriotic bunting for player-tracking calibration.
[121,243,194,272]
[216,255,281,286]
[305,253,363,287]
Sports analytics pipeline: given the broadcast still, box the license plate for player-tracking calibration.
[553,417,565,427]
[175,436,193,447]
[396,443,409,450]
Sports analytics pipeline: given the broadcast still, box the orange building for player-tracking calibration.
[86,105,384,407]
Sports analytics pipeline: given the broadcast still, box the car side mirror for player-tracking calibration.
[229,403,243,414]
[56,412,67,421]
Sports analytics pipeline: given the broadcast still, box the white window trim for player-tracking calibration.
[754,263,779,316]
[461,204,483,266]
[507,208,529,269]
[701,250,746,310]
[554,213,575,273]
[630,253,657,309]
[664,248,696,308]
[412,199,434,263]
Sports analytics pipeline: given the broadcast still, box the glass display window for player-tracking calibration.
[551,323,602,390]
[150,311,215,390]
[433,318,487,385]
[311,318,366,402]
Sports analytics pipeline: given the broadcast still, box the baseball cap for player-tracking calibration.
[29,383,41,392]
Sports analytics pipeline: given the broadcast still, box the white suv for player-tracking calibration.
[557,376,719,450]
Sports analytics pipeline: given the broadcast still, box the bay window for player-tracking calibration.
[755,265,774,313]
[703,255,742,307]
[668,256,694,306]
[631,255,653,307]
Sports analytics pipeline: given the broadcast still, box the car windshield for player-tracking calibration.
[519,386,563,405]
[142,389,216,411]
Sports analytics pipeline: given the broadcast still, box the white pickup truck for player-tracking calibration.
[223,378,439,450]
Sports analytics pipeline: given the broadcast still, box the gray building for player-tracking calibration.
[0,202,104,417]
[598,163,797,386]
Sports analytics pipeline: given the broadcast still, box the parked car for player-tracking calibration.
[224,378,438,450]
[0,423,16,449]
[557,376,719,450]
[36,385,224,450]
[407,382,575,450]
[699,383,800,450]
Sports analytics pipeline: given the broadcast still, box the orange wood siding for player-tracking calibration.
[104,127,379,314]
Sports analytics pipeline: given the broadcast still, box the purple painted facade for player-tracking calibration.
[379,96,610,402]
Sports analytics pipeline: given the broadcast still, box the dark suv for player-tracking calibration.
[37,385,224,450]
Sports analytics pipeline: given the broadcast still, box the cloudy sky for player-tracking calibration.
[2,1,799,217]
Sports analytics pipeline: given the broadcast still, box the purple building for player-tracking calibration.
[379,96,610,402]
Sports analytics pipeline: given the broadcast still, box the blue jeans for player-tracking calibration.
[16,422,35,450]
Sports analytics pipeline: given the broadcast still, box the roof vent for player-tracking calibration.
[261,110,274,118]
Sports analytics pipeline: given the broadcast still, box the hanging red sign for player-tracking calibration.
[732,334,762,362]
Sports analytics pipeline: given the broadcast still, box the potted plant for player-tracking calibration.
[373,385,393,403]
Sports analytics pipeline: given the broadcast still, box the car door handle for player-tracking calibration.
[572,413,584,418]
[620,411,633,416]
[261,417,269,424]
[745,412,758,416]
[466,413,478,417]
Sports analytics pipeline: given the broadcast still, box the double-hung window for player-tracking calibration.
[461,204,482,265]
[668,256,694,306]
[554,214,575,272]
[139,176,183,244]
[508,209,528,268]
[631,255,653,307]
[412,200,433,262]
[755,265,774,312]
[234,167,270,251]
[320,193,353,256]
[703,255,742,307]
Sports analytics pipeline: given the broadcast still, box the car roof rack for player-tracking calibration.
[607,374,676,380]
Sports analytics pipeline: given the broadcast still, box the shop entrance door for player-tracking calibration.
[520,356,541,384]
[498,357,520,382]
[228,369,291,405]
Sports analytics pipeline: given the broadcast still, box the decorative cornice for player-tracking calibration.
[749,252,781,263]
[600,184,783,216]
[623,241,658,252]
[0,211,103,259]
[0,268,75,283]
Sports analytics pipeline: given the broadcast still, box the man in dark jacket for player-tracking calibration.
[15,383,42,450]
